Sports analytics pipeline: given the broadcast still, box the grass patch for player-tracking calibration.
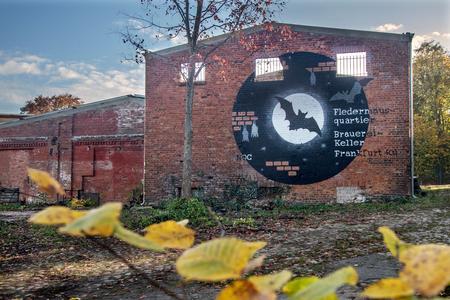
[120,191,449,230]
[0,203,27,211]
[250,190,449,219]
[0,220,69,248]
[0,202,49,211]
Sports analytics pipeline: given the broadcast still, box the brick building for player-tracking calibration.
[0,94,144,203]
[144,23,414,203]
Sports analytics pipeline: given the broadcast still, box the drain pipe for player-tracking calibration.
[407,32,415,197]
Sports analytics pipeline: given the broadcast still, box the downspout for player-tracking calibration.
[142,53,150,205]
[70,115,75,199]
[57,122,62,202]
[408,33,415,197]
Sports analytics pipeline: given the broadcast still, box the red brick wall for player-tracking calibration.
[144,26,412,203]
[0,97,144,203]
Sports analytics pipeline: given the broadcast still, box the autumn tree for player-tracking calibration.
[413,41,450,184]
[20,94,83,115]
[122,0,288,198]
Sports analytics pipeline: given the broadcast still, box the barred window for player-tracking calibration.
[336,52,367,77]
[180,62,205,82]
[255,58,284,81]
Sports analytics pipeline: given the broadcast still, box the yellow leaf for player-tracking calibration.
[216,280,275,300]
[361,277,414,299]
[285,266,358,300]
[244,255,267,274]
[249,270,293,293]
[145,220,195,249]
[29,206,87,225]
[283,277,338,300]
[27,168,65,196]
[59,202,122,237]
[114,224,164,251]
[176,237,266,281]
[378,226,412,257]
[399,244,450,297]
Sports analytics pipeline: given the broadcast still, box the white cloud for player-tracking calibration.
[431,31,450,39]
[0,59,41,75]
[20,54,48,63]
[374,23,403,32]
[57,66,84,80]
[46,63,144,103]
[123,18,187,52]
[0,53,49,76]
[412,34,432,50]
[412,32,450,51]
[0,51,145,112]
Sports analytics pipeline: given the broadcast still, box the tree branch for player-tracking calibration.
[87,237,185,300]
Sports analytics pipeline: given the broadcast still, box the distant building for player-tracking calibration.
[144,23,414,203]
[0,95,144,203]
[0,114,29,123]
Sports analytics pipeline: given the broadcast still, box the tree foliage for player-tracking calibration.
[122,0,288,198]
[20,94,82,115]
[413,41,450,184]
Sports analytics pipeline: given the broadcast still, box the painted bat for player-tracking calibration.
[329,78,372,104]
[275,96,322,136]
[329,81,362,103]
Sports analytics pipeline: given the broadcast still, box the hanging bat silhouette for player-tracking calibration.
[275,96,322,136]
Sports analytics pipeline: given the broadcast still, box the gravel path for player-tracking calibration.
[0,210,34,222]
[0,201,448,299]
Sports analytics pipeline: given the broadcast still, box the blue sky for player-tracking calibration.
[0,0,449,113]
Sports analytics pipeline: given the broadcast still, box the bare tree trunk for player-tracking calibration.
[181,61,196,198]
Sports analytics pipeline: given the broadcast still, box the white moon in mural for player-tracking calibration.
[272,93,324,144]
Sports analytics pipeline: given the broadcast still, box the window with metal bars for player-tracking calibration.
[336,52,368,77]
[180,62,205,83]
[255,57,284,81]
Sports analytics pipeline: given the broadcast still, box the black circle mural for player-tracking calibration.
[232,51,371,184]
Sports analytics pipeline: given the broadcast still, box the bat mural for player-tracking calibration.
[329,82,362,104]
[275,96,322,136]
[232,51,371,184]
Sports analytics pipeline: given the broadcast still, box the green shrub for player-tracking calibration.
[121,207,162,230]
[121,198,211,230]
[162,197,210,226]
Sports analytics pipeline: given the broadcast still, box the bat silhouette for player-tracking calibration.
[275,96,322,136]
[329,81,362,104]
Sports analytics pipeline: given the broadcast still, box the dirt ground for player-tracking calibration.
[0,192,449,300]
